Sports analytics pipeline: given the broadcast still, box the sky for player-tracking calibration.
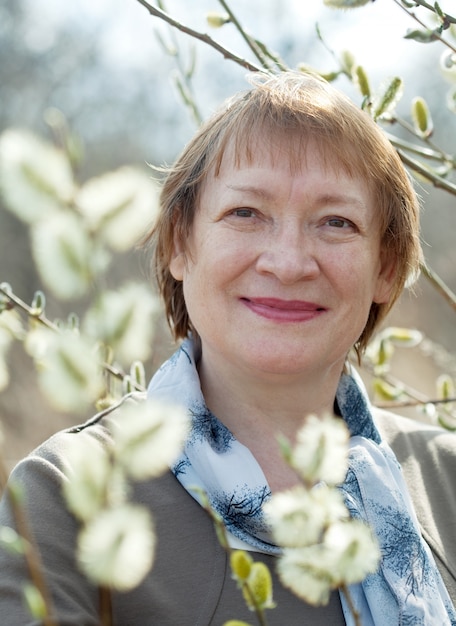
[20,0,439,79]
[16,0,456,129]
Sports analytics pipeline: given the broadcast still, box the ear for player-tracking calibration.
[169,230,186,281]
[373,253,396,304]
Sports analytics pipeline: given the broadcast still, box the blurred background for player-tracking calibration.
[1,0,456,463]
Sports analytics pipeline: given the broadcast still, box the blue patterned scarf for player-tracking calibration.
[147,337,456,625]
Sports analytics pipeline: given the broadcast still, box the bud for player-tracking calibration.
[37,330,104,413]
[76,167,159,253]
[440,50,456,84]
[438,413,456,431]
[30,290,46,316]
[67,312,80,330]
[130,360,146,388]
[382,327,423,348]
[113,400,189,481]
[22,584,47,620]
[265,484,347,548]
[277,546,333,605]
[340,50,356,75]
[376,338,394,369]
[83,283,159,365]
[62,436,113,522]
[31,211,101,300]
[324,0,371,7]
[404,28,438,43]
[373,378,404,401]
[77,504,155,591]
[411,97,433,138]
[0,129,75,224]
[354,65,371,98]
[242,562,275,611]
[447,87,456,114]
[416,403,435,423]
[206,12,230,28]
[122,375,133,395]
[230,550,253,582]
[436,374,454,401]
[0,526,26,555]
[325,519,380,585]
[373,77,403,120]
[291,414,349,486]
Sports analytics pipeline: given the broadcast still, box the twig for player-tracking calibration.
[99,586,113,626]
[385,132,453,164]
[395,148,456,195]
[392,0,456,54]
[376,396,456,410]
[421,263,456,312]
[388,115,455,166]
[0,285,145,392]
[0,459,58,625]
[340,584,362,626]
[134,0,265,73]
[217,0,274,71]
[395,0,456,26]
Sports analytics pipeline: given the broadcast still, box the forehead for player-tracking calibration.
[207,130,370,193]
[212,127,366,181]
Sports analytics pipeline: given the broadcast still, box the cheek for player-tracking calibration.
[328,250,381,297]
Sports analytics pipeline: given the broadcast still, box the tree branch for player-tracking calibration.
[0,285,145,392]
[421,263,456,312]
[395,148,456,195]
[393,0,456,53]
[0,459,57,625]
[134,0,265,73]
[217,0,274,71]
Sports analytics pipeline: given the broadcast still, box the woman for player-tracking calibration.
[1,72,455,625]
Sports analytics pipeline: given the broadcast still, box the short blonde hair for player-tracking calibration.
[144,71,423,356]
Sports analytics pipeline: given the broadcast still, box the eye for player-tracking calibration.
[232,208,256,218]
[326,217,355,229]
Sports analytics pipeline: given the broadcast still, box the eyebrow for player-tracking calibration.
[225,184,368,210]
[225,184,274,200]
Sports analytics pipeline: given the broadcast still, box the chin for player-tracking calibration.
[244,354,312,377]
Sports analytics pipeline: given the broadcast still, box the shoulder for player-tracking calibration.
[374,407,456,602]
[373,407,456,467]
[10,392,147,475]
[373,407,456,510]
[0,392,150,530]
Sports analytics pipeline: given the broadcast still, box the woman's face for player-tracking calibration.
[169,138,395,381]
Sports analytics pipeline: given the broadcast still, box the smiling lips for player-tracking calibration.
[241,297,326,322]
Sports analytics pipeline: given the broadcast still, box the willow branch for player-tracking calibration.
[393,0,456,53]
[395,0,456,26]
[395,148,456,195]
[420,263,456,312]
[134,0,264,73]
[376,396,456,410]
[340,584,362,626]
[217,0,274,71]
[98,586,113,626]
[0,286,145,392]
[0,459,57,625]
[385,132,453,163]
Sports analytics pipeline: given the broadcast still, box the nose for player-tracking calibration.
[255,223,320,284]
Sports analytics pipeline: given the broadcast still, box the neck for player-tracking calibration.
[198,355,344,491]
